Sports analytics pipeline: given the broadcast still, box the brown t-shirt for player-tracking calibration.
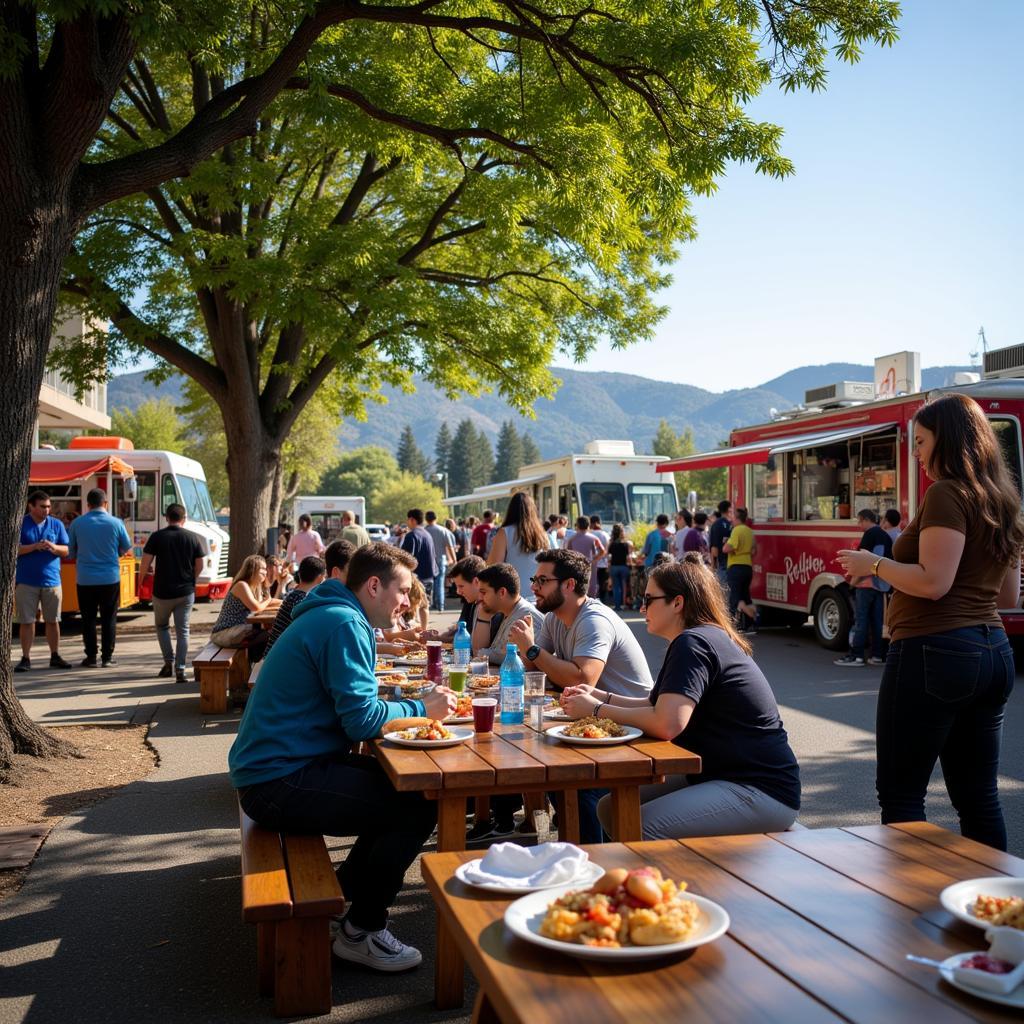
[887,479,1008,641]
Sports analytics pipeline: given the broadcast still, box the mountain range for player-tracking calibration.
[108,361,974,461]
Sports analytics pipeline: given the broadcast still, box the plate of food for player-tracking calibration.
[445,694,475,724]
[469,674,501,692]
[504,865,729,960]
[543,706,573,721]
[546,718,642,745]
[374,660,395,673]
[393,652,429,666]
[384,720,473,748]
[940,878,1024,930]
[937,950,1024,1008]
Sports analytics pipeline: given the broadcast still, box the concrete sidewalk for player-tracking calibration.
[0,606,474,1023]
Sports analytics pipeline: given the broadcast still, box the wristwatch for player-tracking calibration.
[526,644,542,662]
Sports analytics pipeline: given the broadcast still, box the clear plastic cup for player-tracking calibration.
[472,697,497,733]
[470,658,489,675]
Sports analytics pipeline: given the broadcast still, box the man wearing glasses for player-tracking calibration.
[509,548,653,842]
[15,490,73,672]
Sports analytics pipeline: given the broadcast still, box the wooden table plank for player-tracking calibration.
[423,846,844,1024]
[891,821,1024,876]
[842,824,1016,882]
[428,743,496,790]
[686,831,1011,1023]
[580,743,654,780]
[495,726,597,783]
[627,737,701,775]
[468,729,547,787]
[613,840,975,1024]
[370,739,443,791]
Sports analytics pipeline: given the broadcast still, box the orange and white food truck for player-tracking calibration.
[656,350,1024,649]
[28,436,231,609]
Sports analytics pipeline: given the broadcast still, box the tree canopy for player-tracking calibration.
[109,398,186,453]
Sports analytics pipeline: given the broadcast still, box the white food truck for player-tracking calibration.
[445,440,678,524]
[291,496,367,543]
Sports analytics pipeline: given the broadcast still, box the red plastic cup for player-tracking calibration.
[472,697,497,734]
[426,641,443,683]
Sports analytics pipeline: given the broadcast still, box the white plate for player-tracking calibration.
[455,859,605,895]
[444,715,474,725]
[392,655,429,666]
[384,726,473,748]
[546,724,644,745]
[939,952,1024,1008]
[504,883,730,960]
[939,877,1024,930]
[543,708,573,721]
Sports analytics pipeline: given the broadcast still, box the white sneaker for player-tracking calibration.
[833,654,865,666]
[867,656,885,666]
[332,920,422,972]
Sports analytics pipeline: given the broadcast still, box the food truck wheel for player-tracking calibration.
[812,587,851,650]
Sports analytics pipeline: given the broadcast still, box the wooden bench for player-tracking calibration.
[239,805,345,1017]
[193,642,250,713]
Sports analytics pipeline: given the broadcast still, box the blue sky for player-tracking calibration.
[552,0,1023,391]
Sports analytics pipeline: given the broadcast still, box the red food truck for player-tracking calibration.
[657,353,1024,649]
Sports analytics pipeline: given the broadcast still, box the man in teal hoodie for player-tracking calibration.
[229,542,455,972]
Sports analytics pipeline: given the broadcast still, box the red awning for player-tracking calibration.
[656,423,898,473]
[29,455,135,484]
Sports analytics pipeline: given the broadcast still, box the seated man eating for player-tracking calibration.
[228,543,455,971]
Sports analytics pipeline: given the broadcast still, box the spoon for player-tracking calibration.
[906,954,944,969]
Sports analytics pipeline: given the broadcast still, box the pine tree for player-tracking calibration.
[434,421,453,478]
[447,418,477,496]
[493,420,525,483]
[520,432,541,466]
[396,424,430,479]
[475,427,496,489]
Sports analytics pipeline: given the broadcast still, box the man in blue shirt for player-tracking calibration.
[229,543,456,973]
[15,490,72,672]
[68,488,133,668]
[399,507,437,603]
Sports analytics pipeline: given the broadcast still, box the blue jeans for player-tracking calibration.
[153,593,194,670]
[432,557,447,611]
[876,625,1014,850]
[238,753,437,931]
[610,566,629,609]
[852,587,885,659]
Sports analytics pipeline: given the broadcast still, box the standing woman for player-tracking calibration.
[486,491,552,602]
[838,394,1023,850]
[561,555,800,838]
[608,523,633,612]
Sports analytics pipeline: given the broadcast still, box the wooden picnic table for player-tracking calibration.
[371,719,700,1007]
[247,609,278,630]
[422,822,1024,1023]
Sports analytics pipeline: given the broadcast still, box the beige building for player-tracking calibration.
[36,316,110,440]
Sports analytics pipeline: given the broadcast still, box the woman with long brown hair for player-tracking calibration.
[838,393,1023,850]
[211,554,280,659]
[562,553,800,838]
[486,490,552,602]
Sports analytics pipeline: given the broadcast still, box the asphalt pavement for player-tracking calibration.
[0,603,1021,1023]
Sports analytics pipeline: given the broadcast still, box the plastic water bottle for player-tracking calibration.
[453,621,472,669]
[499,643,525,725]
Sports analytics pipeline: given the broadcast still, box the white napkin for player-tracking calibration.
[463,841,589,887]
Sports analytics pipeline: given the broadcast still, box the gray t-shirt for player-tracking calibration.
[538,598,653,697]
[425,523,455,564]
[479,597,545,665]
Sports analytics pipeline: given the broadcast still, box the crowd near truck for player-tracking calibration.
[290,496,367,543]
[29,436,231,607]
[656,350,1024,648]
[446,439,679,525]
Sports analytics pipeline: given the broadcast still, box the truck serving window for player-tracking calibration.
[751,462,783,521]
[134,472,157,521]
[627,484,676,523]
[580,483,627,525]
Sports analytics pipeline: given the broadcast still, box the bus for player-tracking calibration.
[446,440,678,525]
[30,436,231,603]
[655,353,1024,648]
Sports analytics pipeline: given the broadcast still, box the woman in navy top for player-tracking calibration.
[563,553,800,839]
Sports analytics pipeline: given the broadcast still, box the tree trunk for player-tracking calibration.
[0,204,80,773]
[222,402,281,572]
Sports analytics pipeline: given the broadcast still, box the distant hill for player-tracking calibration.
[108,361,975,460]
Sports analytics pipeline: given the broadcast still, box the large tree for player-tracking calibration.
[396,425,430,479]
[0,2,899,771]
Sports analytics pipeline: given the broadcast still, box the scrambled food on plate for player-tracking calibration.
[393,720,455,741]
[375,659,393,671]
[562,716,627,739]
[539,867,699,947]
[973,894,1024,928]
[401,652,428,663]
[376,672,408,687]
[447,695,474,720]
[470,674,501,690]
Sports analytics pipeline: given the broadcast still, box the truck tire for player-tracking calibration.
[812,587,851,650]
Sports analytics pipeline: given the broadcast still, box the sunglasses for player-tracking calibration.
[641,594,671,609]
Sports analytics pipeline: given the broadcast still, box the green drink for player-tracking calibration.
[448,668,467,693]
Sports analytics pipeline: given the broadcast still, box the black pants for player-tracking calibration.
[77,583,120,661]
[876,625,1014,850]
[238,753,437,931]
